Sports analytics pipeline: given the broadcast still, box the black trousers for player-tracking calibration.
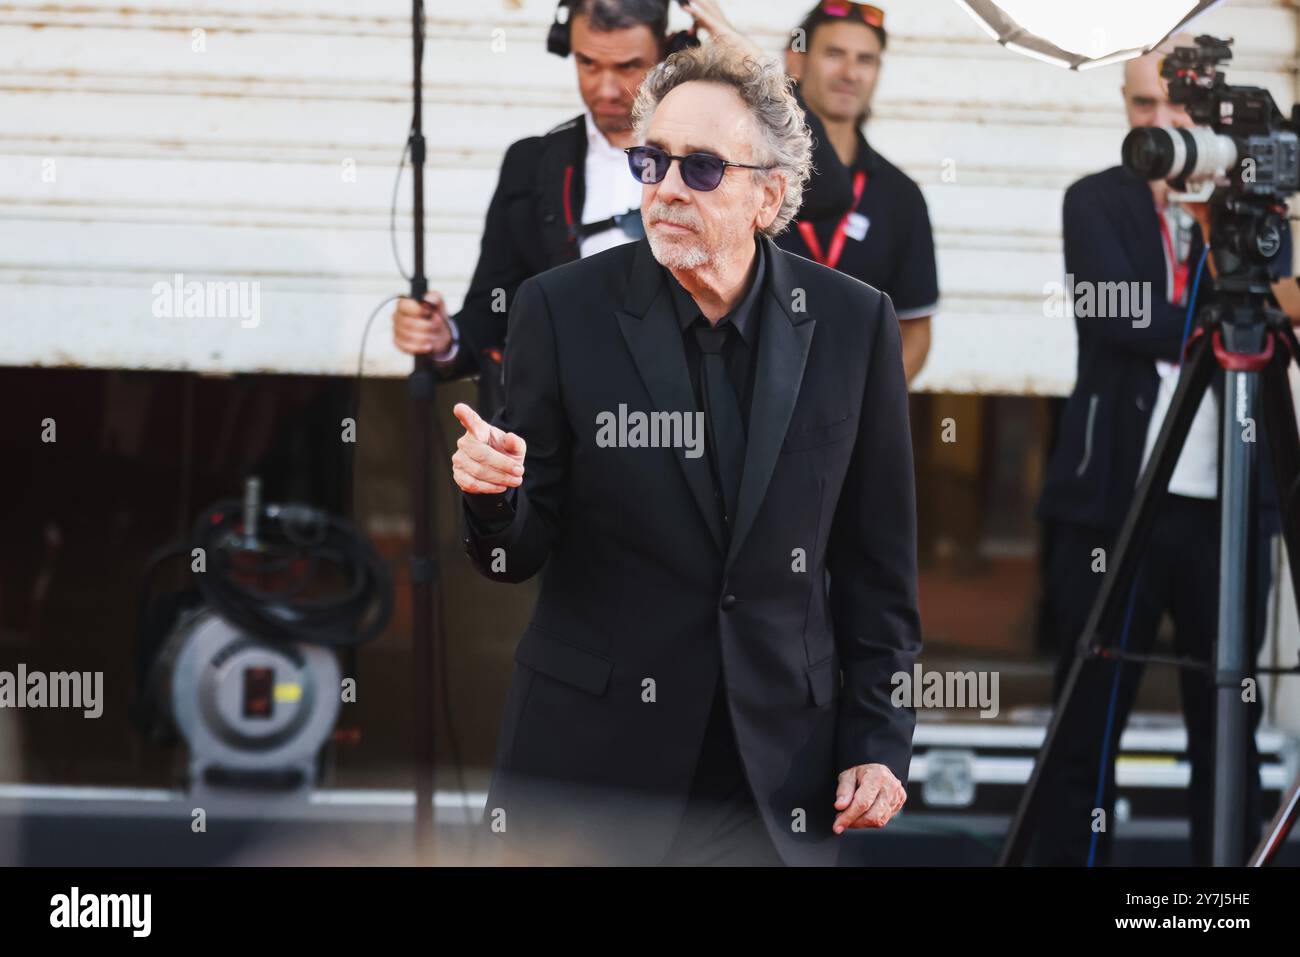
[659,673,785,866]
[1032,496,1271,866]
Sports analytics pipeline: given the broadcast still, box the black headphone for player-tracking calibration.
[546,0,577,56]
[547,0,700,58]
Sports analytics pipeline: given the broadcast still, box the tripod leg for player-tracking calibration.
[1001,330,1217,865]
[1260,327,1300,603]
[1250,330,1300,865]
[1213,345,1260,866]
[1250,772,1300,866]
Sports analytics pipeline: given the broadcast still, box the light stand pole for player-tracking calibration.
[405,0,437,863]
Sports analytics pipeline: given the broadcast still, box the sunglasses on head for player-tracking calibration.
[624,145,773,192]
[818,1,885,29]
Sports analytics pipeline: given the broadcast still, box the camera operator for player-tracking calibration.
[391,0,854,414]
[1031,38,1293,867]
[777,2,939,383]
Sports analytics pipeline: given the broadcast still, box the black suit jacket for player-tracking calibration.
[444,84,853,416]
[462,233,920,866]
[1038,165,1289,532]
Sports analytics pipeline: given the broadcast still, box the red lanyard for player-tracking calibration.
[798,170,868,270]
[1157,205,1191,305]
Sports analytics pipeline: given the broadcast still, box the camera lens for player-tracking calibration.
[1122,127,1176,180]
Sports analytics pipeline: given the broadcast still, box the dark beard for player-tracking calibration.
[592,113,633,138]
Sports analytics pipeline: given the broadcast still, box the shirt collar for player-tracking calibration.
[665,235,766,345]
[855,131,882,175]
[583,110,624,158]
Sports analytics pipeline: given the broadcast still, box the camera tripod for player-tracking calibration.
[1002,273,1300,866]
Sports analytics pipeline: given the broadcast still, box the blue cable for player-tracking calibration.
[1087,579,1140,867]
[1181,244,1212,352]
[1084,240,1210,867]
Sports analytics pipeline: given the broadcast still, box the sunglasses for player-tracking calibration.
[818,1,885,29]
[625,145,773,192]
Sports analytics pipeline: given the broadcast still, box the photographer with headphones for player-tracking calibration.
[391,0,854,414]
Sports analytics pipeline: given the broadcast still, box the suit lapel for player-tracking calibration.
[616,239,728,554]
[725,235,816,571]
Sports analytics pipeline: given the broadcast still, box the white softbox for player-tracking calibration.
[953,0,1228,70]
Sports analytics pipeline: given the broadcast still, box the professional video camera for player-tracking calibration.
[1122,34,1299,282]
[1006,35,1300,867]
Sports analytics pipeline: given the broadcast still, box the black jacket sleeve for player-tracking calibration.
[826,290,922,785]
[460,276,570,582]
[440,137,548,382]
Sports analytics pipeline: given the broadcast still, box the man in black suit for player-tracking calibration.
[390,0,852,417]
[1032,41,1291,866]
[450,41,920,866]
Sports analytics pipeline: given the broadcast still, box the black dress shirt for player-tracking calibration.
[665,235,766,434]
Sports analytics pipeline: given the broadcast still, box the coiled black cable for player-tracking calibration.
[191,498,392,648]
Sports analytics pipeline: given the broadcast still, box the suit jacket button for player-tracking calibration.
[720,594,737,611]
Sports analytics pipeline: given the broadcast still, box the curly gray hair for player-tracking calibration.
[630,43,813,237]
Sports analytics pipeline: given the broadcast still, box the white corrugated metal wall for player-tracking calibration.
[3,0,1297,389]
[2,0,1298,728]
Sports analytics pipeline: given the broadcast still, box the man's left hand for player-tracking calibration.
[832,763,906,833]
[681,0,763,60]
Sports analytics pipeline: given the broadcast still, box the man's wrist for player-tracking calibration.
[432,317,461,364]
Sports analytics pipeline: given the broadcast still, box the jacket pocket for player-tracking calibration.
[782,414,857,454]
[806,654,839,707]
[513,625,613,697]
[1075,392,1100,477]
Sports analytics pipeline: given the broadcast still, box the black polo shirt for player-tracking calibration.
[775,131,939,321]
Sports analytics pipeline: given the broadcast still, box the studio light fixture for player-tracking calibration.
[953,0,1228,70]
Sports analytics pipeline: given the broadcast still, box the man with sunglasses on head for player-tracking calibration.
[777,2,939,383]
[451,41,919,866]
[391,0,855,415]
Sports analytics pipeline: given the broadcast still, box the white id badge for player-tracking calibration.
[845,211,870,242]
